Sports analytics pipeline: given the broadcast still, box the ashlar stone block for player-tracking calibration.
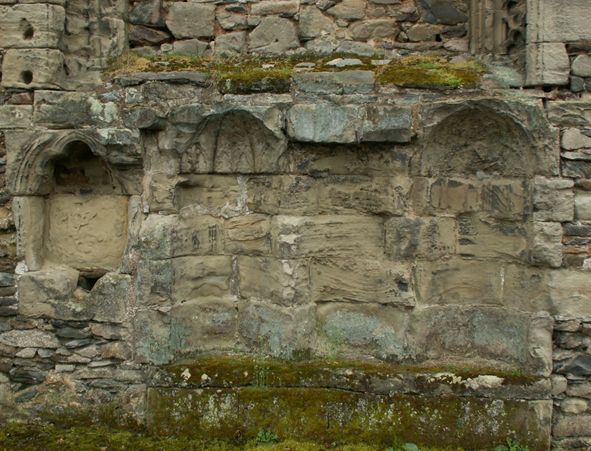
[0,4,65,48]
[480,179,527,220]
[224,214,271,255]
[533,176,574,222]
[1,49,66,89]
[286,104,363,143]
[170,297,239,354]
[385,216,456,260]
[457,214,528,261]
[526,0,591,43]
[525,43,570,87]
[428,178,480,214]
[0,106,33,129]
[238,256,309,306]
[174,175,243,215]
[361,105,414,143]
[317,303,408,361]
[310,258,415,307]
[238,301,315,359]
[530,222,563,268]
[271,215,383,258]
[172,256,233,303]
[166,3,215,38]
[45,194,129,272]
[409,306,552,376]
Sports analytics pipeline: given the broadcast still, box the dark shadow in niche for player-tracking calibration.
[52,140,118,194]
[77,273,103,291]
[21,70,33,85]
[20,18,34,40]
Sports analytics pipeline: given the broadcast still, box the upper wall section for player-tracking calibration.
[127,0,472,57]
[526,0,591,87]
[0,0,126,90]
[0,0,590,90]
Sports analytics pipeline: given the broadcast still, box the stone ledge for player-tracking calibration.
[112,71,210,87]
[146,385,551,449]
[150,356,549,399]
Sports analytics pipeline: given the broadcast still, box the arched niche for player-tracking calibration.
[418,105,534,177]
[13,133,132,274]
[177,110,287,174]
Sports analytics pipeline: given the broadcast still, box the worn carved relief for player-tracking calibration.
[469,0,526,55]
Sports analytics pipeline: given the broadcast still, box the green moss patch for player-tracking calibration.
[162,355,539,388]
[0,422,461,450]
[375,55,485,88]
[146,386,546,449]
[106,52,486,92]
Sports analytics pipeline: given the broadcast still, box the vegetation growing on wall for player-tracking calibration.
[107,52,485,91]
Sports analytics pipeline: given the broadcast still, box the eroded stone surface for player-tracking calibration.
[0,1,590,443]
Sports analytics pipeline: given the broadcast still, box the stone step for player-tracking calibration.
[146,357,552,449]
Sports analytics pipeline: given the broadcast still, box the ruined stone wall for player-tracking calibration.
[0,0,590,449]
[126,0,471,56]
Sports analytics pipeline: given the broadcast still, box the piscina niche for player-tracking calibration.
[10,131,142,321]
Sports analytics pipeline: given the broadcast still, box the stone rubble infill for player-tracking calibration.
[552,317,591,447]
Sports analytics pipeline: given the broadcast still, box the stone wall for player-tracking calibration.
[0,0,590,449]
[127,0,471,56]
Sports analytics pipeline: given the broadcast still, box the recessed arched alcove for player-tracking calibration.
[176,110,287,174]
[44,140,129,273]
[419,106,533,177]
[12,133,133,274]
[12,132,139,321]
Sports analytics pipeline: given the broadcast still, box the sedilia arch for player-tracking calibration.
[10,130,142,321]
[416,98,559,178]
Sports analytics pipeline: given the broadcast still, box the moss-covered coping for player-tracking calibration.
[0,422,532,451]
[107,52,486,92]
[157,355,540,390]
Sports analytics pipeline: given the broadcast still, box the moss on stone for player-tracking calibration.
[146,386,548,449]
[162,355,540,388]
[376,55,485,88]
[106,52,486,91]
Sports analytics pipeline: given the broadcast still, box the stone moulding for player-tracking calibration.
[7,129,141,196]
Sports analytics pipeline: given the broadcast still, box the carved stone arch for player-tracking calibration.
[12,130,134,273]
[177,109,287,174]
[9,130,129,196]
[418,101,540,178]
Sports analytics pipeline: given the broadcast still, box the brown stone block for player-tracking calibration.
[310,258,414,306]
[0,4,64,48]
[224,214,271,255]
[457,214,528,261]
[238,256,309,306]
[385,216,456,260]
[271,215,383,258]
[172,256,233,302]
